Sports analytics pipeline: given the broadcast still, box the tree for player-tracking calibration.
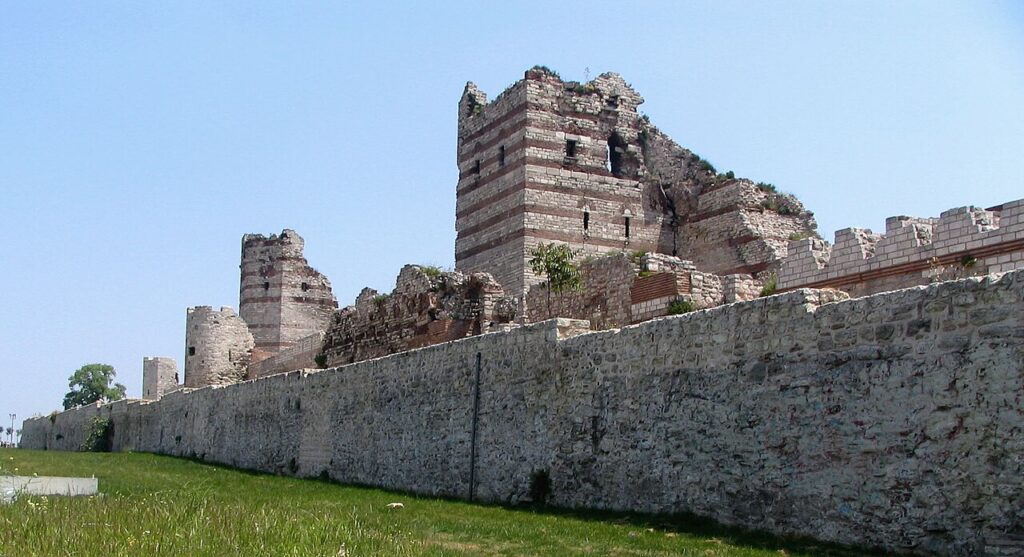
[63,364,126,410]
[529,243,583,316]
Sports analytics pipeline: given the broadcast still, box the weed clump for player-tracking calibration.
[667,299,694,315]
[81,417,113,452]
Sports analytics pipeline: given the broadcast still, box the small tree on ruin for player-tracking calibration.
[529,243,582,317]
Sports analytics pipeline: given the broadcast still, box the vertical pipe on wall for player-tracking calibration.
[469,351,482,501]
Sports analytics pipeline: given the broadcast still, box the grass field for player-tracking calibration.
[0,449,883,556]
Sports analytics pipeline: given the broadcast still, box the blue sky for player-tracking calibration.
[1,1,1022,429]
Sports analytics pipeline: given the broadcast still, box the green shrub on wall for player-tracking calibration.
[81,417,113,452]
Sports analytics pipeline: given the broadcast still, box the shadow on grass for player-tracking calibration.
[178,455,891,557]
[10,449,893,556]
[501,504,893,557]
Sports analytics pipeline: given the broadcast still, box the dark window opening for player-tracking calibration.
[263,281,270,290]
[624,216,631,238]
[606,95,619,108]
[583,211,590,231]
[473,160,481,174]
[188,346,196,356]
[301,282,310,292]
[565,140,578,158]
[608,133,627,176]
[498,145,506,167]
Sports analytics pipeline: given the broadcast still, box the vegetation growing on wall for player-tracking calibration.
[81,417,113,452]
[529,243,582,316]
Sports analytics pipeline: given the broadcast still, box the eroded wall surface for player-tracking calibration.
[23,271,1024,556]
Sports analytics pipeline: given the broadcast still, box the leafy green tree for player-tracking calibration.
[529,243,583,316]
[63,363,126,410]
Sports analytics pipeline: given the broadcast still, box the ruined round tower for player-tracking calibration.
[238,229,337,360]
[183,306,254,388]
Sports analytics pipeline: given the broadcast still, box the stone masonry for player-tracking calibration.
[24,270,1024,556]
[141,357,179,401]
[321,265,516,367]
[184,306,254,388]
[239,229,337,358]
[526,251,758,329]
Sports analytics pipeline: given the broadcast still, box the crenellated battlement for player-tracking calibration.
[778,198,1024,295]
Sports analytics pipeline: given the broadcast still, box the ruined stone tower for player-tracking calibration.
[142,357,179,400]
[456,67,817,300]
[239,229,337,359]
[184,306,254,388]
[455,68,669,299]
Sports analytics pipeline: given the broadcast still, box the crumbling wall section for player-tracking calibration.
[778,198,1024,296]
[239,229,337,355]
[638,125,817,277]
[527,252,730,328]
[184,306,254,388]
[142,357,179,400]
[321,265,516,367]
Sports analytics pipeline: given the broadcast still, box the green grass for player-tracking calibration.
[0,449,884,556]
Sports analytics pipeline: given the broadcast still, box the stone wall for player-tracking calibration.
[321,265,516,367]
[527,251,742,328]
[184,306,254,388]
[526,252,636,329]
[24,270,1024,555]
[239,229,337,355]
[246,332,324,379]
[142,357,179,400]
[778,198,1024,297]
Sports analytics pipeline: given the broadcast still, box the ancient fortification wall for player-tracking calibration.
[779,200,1024,297]
[24,270,1024,555]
